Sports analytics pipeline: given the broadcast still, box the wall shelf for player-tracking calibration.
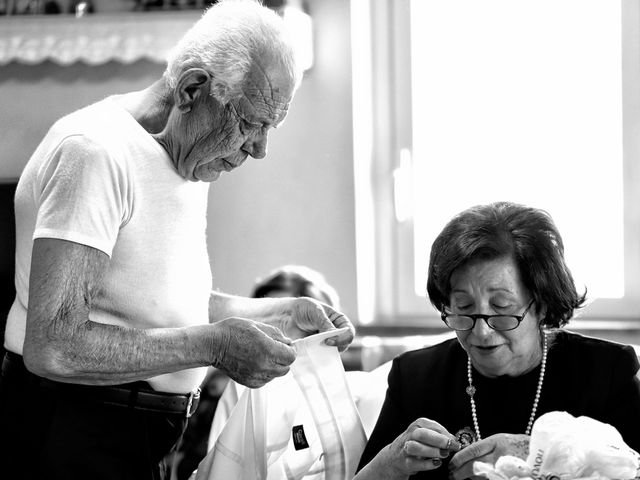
[0,11,200,66]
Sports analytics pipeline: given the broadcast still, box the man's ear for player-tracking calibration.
[175,68,211,113]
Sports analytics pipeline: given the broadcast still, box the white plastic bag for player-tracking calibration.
[196,329,367,480]
[473,411,640,480]
[527,411,638,480]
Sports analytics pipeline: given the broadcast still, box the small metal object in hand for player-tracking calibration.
[455,426,477,449]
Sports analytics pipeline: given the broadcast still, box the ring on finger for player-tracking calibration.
[446,438,452,450]
[403,441,410,454]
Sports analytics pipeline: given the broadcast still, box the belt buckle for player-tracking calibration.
[186,387,201,418]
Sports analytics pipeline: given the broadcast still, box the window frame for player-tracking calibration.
[352,0,640,327]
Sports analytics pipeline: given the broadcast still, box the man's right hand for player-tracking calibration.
[210,317,297,388]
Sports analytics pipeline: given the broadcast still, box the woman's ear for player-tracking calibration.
[536,302,548,324]
[175,68,212,113]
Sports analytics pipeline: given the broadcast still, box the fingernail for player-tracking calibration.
[433,458,442,467]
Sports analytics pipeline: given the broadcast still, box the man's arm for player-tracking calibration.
[209,290,355,351]
[22,238,295,388]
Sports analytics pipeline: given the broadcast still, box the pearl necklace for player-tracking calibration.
[465,332,548,440]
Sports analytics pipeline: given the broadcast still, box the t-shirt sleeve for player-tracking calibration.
[33,135,130,257]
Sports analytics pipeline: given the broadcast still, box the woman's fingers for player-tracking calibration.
[409,418,461,453]
[408,427,461,458]
[396,417,462,472]
[402,452,445,470]
[403,439,448,460]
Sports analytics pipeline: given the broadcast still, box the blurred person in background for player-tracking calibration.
[251,264,341,308]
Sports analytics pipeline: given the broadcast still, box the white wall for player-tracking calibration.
[0,0,359,320]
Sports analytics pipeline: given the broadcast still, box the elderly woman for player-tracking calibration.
[355,201,640,480]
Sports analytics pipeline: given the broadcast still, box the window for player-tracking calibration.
[352,0,640,326]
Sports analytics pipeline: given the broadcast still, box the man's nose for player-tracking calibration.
[242,132,268,159]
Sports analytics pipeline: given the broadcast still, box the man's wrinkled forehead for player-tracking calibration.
[240,60,296,122]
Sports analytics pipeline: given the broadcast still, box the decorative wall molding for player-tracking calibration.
[0,12,200,66]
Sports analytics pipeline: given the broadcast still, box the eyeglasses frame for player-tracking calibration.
[441,299,535,332]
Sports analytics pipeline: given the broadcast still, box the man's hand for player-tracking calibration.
[276,297,355,351]
[210,317,297,388]
[448,433,530,480]
[208,292,355,352]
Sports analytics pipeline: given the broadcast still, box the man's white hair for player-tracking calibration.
[164,0,301,104]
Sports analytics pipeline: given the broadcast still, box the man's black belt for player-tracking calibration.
[2,351,200,418]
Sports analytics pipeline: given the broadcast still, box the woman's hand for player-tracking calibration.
[448,433,530,480]
[356,418,461,479]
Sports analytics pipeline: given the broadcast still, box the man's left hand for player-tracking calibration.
[277,297,355,351]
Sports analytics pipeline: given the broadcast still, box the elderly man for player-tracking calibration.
[0,1,353,479]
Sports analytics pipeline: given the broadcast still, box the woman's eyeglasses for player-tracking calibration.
[441,299,535,331]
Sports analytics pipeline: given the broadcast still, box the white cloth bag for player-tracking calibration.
[195,329,367,480]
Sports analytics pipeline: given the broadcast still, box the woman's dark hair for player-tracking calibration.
[426,201,586,327]
[251,265,340,308]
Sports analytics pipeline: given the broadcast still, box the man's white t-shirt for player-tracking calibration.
[6,97,211,394]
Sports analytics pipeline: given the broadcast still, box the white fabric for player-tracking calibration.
[209,377,246,450]
[6,97,211,394]
[209,360,392,450]
[197,330,367,480]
